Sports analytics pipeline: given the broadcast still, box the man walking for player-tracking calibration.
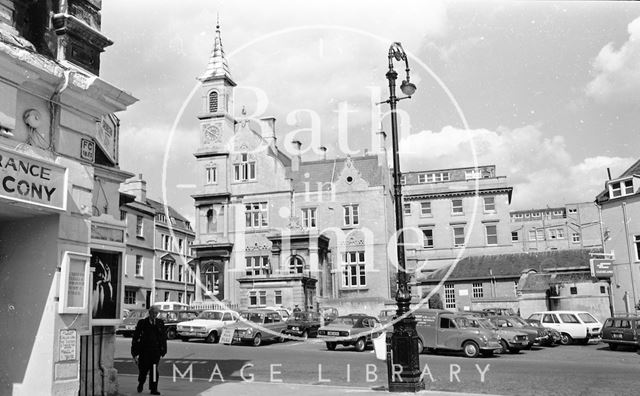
[131,306,167,395]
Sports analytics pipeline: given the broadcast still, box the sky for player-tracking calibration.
[100,0,640,222]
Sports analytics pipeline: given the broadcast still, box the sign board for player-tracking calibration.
[91,224,124,243]
[58,329,77,361]
[80,138,95,162]
[0,146,68,211]
[590,259,614,278]
[59,252,91,314]
[219,327,234,345]
[95,114,118,164]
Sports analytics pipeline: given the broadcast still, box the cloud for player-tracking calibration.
[586,16,640,103]
[399,125,634,210]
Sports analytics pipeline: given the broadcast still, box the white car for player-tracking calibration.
[177,310,239,343]
[527,311,602,345]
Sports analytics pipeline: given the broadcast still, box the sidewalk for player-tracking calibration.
[117,374,497,396]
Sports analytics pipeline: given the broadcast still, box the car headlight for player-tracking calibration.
[480,335,488,343]
[245,328,253,336]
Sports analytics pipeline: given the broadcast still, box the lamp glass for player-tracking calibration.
[400,81,417,96]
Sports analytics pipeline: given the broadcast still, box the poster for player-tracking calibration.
[90,251,120,320]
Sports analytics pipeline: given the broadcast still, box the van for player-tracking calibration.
[601,316,640,350]
[152,301,189,311]
[414,309,502,357]
[527,311,602,345]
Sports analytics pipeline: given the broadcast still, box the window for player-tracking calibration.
[161,234,173,251]
[249,291,257,306]
[206,166,217,184]
[245,256,270,276]
[245,202,268,228]
[418,174,427,183]
[120,210,127,221]
[548,228,565,240]
[600,286,607,294]
[289,256,304,274]
[572,233,581,243]
[511,231,519,242]
[513,213,523,219]
[136,216,144,237]
[301,208,317,228]
[452,199,463,214]
[465,169,481,180]
[472,282,484,298]
[609,179,634,198]
[634,235,640,261]
[570,286,577,295]
[552,210,564,216]
[453,226,465,247]
[208,91,218,113]
[343,251,366,287]
[274,290,282,305]
[440,317,456,328]
[161,259,175,281]
[124,290,136,304]
[559,313,579,323]
[485,225,498,245]
[343,204,359,226]
[531,212,541,218]
[135,255,143,276]
[568,208,577,214]
[164,292,170,302]
[542,314,558,324]
[234,153,256,182]
[178,292,183,303]
[178,239,184,254]
[259,291,267,306]
[420,201,431,216]
[156,214,166,223]
[422,229,434,249]
[178,264,183,282]
[427,172,450,183]
[528,230,536,241]
[403,202,411,215]
[248,290,266,307]
[444,283,456,309]
[483,197,495,212]
[536,229,544,241]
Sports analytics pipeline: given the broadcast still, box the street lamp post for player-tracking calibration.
[384,42,424,392]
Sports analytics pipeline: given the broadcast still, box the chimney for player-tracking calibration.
[377,130,387,167]
[291,140,302,172]
[259,116,277,150]
[121,173,147,202]
[319,146,327,161]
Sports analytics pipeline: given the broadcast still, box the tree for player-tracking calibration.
[423,291,444,309]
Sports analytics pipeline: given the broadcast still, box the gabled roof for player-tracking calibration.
[420,249,599,284]
[146,198,189,223]
[289,155,386,192]
[595,158,640,204]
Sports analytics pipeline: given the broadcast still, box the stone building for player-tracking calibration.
[510,202,603,253]
[120,175,196,311]
[0,1,136,395]
[189,24,396,314]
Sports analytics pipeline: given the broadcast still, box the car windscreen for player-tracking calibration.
[332,317,356,326]
[198,311,224,320]
[245,313,265,323]
[577,313,597,323]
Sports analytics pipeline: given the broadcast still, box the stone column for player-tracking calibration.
[194,260,202,302]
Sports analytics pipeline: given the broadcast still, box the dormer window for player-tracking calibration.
[208,91,219,113]
[609,178,635,198]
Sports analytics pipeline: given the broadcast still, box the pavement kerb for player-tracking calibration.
[117,373,499,396]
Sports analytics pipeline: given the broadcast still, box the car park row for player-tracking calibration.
[116,305,640,357]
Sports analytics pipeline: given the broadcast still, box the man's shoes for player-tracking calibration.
[150,391,161,395]
[137,384,143,393]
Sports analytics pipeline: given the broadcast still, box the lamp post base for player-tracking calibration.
[387,315,424,392]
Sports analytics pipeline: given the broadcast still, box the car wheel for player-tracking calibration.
[499,339,509,354]
[326,342,337,351]
[252,333,262,347]
[205,331,218,344]
[559,333,573,345]
[417,339,424,354]
[609,343,618,351]
[166,328,177,340]
[462,341,480,358]
[301,330,309,340]
[354,338,367,352]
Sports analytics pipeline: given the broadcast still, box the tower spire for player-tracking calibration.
[199,15,233,82]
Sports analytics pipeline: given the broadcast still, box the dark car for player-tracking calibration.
[319,307,339,325]
[525,319,561,345]
[317,314,383,352]
[157,310,200,340]
[116,309,147,337]
[601,316,640,351]
[487,315,549,347]
[283,311,322,339]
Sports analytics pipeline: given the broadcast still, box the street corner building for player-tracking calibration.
[189,25,397,314]
[0,1,136,396]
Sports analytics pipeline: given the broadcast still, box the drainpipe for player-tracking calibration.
[49,69,72,152]
[621,202,638,313]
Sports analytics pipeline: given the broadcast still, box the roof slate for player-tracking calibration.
[289,155,385,192]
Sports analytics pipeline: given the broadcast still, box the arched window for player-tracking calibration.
[206,209,216,233]
[208,91,218,113]
[289,255,304,274]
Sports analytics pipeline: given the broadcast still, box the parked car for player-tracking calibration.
[486,316,548,347]
[317,314,383,352]
[414,309,502,358]
[176,309,239,343]
[223,308,288,346]
[601,316,640,350]
[378,308,396,325]
[527,311,602,345]
[266,306,292,321]
[116,309,147,337]
[525,319,562,345]
[283,311,322,339]
[157,310,199,340]
[152,301,190,311]
[319,307,339,324]
[482,307,516,316]
[464,316,530,353]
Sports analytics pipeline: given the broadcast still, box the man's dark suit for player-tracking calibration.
[131,317,167,393]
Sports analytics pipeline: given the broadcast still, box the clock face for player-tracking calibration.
[203,124,221,145]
